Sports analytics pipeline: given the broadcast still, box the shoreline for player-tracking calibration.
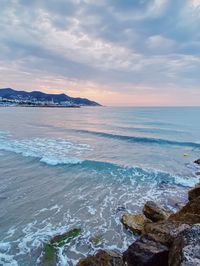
[40,158,199,266]
[0,104,81,108]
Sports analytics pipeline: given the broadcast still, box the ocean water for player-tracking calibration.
[0,106,200,266]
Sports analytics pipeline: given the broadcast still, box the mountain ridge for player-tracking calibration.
[0,88,101,106]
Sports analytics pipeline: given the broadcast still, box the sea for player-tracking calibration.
[0,106,200,266]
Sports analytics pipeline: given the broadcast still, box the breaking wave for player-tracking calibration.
[0,132,91,166]
[0,131,198,188]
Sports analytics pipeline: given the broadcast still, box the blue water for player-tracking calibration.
[0,107,200,265]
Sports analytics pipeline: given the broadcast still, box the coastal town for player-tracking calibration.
[0,96,80,107]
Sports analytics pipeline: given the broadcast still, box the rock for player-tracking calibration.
[169,224,200,266]
[143,201,171,222]
[50,228,81,247]
[90,234,104,246]
[122,213,151,234]
[76,250,124,266]
[188,183,200,201]
[143,220,190,246]
[194,159,200,165]
[196,172,200,176]
[42,228,81,265]
[42,243,57,266]
[123,235,169,266]
[169,196,200,224]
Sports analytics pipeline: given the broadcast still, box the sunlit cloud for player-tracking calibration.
[0,0,200,106]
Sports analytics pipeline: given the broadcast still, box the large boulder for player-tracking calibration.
[122,213,151,234]
[169,196,200,224]
[123,235,169,266]
[194,159,200,165]
[169,224,200,266]
[143,201,171,222]
[76,250,124,266]
[143,220,190,247]
[188,183,200,201]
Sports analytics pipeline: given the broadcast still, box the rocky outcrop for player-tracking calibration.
[76,250,124,266]
[122,213,151,234]
[188,183,200,201]
[169,196,200,224]
[123,235,169,266]
[194,158,200,165]
[143,220,190,246]
[169,224,200,266]
[143,201,171,222]
[76,182,200,266]
[42,228,81,266]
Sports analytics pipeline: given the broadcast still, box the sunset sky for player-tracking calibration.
[0,0,200,106]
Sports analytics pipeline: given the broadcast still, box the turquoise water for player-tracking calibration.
[0,107,200,265]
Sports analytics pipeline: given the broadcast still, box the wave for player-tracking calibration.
[75,129,200,148]
[29,122,186,135]
[0,133,91,166]
[0,131,198,188]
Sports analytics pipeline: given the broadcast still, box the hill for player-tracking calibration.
[0,88,101,107]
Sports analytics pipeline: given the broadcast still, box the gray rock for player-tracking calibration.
[194,159,200,165]
[169,224,200,266]
[123,235,169,266]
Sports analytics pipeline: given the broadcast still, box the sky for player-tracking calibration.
[0,0,200,106]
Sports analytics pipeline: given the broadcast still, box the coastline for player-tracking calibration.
[39,159,200,266]
[0,104,81,108]
[74,158,200,266]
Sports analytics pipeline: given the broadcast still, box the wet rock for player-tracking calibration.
[143,220,190,246]
[90,234,104,246]
[123,235,169,266]
[194,159,200,165]
[50,228,81,247]
[143,201,171,222]
[169,224,200,266]
[188,183,200,201]
[122,213,151,234]
[169,196,200,224]
[42,228,81,265]
[76,250,124,266]
[42,243,57,266]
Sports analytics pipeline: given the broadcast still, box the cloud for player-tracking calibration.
[0,0,199,105]
[147,35,176,52]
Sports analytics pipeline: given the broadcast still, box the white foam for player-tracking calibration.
[0,242,10,252]
[174,175,199,187]
[0,253,18,266]
[0,133,91,166]
[0,241,18,266]
[87,206,96,215]
[40,156,82,166]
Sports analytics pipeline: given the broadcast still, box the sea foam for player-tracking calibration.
[0,132,91,166]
